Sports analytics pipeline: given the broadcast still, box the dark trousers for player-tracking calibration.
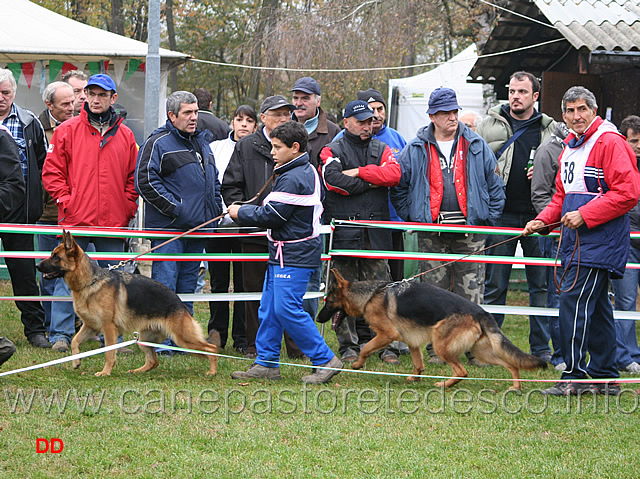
[389,229,405,282]
[559,265,619,380]
[206,236,246,350]
[2,233,46,338]
[241,242,302,358]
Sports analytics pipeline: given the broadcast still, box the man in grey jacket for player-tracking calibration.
[477,71,556,362]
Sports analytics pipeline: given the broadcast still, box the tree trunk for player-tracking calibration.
[248,0,280,106]
[166,0,178,92]
[110,0,125,35]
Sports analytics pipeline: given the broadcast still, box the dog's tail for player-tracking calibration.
[479,313,548,371]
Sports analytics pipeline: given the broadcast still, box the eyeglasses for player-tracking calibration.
[86,91,112,99]
[265,111,291,119]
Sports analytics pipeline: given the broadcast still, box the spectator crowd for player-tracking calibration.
[1,67,639,394]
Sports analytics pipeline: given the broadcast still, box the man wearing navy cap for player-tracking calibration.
[290,77,340,167]
[320,100,402,363]
[391,87,505,363]
[43,73,138,352]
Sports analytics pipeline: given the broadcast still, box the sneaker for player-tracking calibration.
[231,363,281,380]
[594,382,621,396]
[534,352,553,363]
[301,356,343,384]
[427,355,446,365]
[554,362,567,372]
[622,361,640,374]
[340,350,358,363]
[51,340,69,353]
[381,352,400,365]
[28,333,51,349]
[541,381,598,396]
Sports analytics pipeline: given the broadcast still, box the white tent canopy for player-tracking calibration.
[1,0,190,143]
[1,0,187,63]
[388,45,486,141]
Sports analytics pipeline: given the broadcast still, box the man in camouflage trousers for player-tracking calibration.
[391,88,505,362]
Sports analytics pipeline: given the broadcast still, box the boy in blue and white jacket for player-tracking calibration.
[228,121,342,384]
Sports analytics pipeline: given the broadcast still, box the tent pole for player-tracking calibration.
[144,0,161,141]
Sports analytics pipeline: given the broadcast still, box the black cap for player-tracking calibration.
[260,95,296,114]
[357,88,386,109]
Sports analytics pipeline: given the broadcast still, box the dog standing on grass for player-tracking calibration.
[36,230,219,377]
[318,269,546,390]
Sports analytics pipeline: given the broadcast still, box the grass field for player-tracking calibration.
[1,282,639,478]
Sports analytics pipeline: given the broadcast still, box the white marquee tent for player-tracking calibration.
[0,0,190,143]
[388,45,486,140]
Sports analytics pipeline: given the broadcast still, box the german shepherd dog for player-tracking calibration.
[318,269,546,390]
[36,231,219,377]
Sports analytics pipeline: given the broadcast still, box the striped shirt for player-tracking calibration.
[1,104,28,178]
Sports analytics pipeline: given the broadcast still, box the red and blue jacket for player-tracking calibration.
[536,116,640,277]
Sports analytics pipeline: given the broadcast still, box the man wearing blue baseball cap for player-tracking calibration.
[42,73,139,352]
[319,100,402,364]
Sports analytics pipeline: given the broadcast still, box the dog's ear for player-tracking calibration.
[331,268,348,286]
[63,230,77,254]
[63,230,72,250]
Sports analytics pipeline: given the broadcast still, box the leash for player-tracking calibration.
[108,174,275,271]
[387,220,576,289]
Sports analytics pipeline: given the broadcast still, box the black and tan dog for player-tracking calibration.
[36,230,219,377]
[318,269,546,390]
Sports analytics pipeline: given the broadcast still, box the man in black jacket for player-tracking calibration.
[319,100,402,363]
[222,95,304,359]
[194,88,229,141]
[0,69,49,348]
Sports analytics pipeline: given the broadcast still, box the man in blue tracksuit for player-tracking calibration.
[136,91,222,315]
[229,121,342,384]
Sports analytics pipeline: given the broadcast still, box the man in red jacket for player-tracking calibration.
[523,86,640,396]
[42,74,138,352]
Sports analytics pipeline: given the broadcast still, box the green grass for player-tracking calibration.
[1,283,639,478]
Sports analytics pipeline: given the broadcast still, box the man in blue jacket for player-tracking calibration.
[136,91,222,316]
[391,88,505,361]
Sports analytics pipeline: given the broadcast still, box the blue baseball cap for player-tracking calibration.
[86,74,117,93]
[426,87,461,114]
[291,77,321,95]
[343,100,375,121]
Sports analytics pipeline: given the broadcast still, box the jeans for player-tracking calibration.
[484,211,550,356]
[151,237,205,315]
[36,222,60,331]
[50,237,125,345]
[538,235,563,366]
[612,245,640,369]
[255,264,334,367]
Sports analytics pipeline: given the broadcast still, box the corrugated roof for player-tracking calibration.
[534,0,640,51]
